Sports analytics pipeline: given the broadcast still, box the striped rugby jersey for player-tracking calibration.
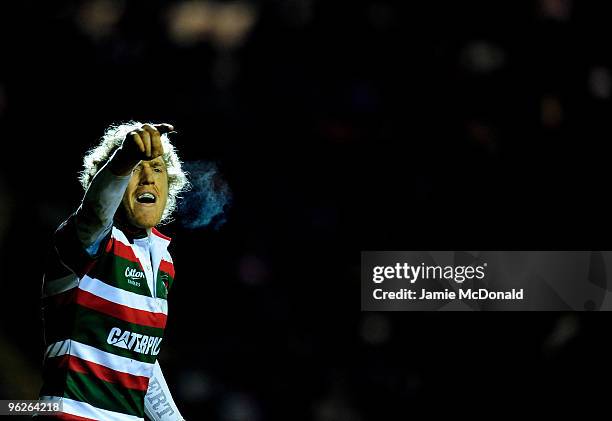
[39,214,176,421]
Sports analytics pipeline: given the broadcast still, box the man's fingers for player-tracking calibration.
[123,124,171,161]
[143,124,164,158]
[153,123,174,134]
[138,128,152,158]
[128,131,145,153]
[151,130,162,157]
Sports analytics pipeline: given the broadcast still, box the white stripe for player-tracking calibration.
[43,273,79,298]
[58,339,71,357]
[112,226,131,245]
[52,341,65,358]
[79,275,168,315]
[45,339,154,378]
[45,340,62,358]
[46,341,63,358]
[40,396,144,421]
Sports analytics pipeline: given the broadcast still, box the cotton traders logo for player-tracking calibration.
[125,267,145,287]
[125,267,145,280]
[107,327,162,356]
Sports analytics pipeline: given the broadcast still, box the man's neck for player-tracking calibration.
[113,214,149,241]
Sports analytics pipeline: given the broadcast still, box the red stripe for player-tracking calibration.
[112,240,141,264]
[75,289,167,329]
[54,413,97,421]
[105,237,113,253]
[44,288,76,308]
[66,355,149,391]
[34,398,97,421]
[159,260,175,279]
[152,227,171,241]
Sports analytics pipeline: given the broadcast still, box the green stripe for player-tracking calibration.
[155,272,174,299]
[89,253,152,297]
[72,305,163,364]
[64,370,145,418]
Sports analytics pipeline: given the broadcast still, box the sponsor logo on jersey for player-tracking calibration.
[107,327,162,355]
[125,267,145,287]
[125,267,145,280]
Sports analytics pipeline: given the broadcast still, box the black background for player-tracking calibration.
[1,1,611,419]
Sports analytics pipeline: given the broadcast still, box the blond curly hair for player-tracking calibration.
[79,121,190,223]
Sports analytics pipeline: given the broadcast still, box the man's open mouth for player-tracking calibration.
[136,192,157,204]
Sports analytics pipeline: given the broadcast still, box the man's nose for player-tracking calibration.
[139,166,155,185]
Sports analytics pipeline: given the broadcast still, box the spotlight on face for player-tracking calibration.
[121,156,169,229]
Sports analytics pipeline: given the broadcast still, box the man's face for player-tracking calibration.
[121,157,168,229]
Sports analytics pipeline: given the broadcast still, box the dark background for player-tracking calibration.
[1,0,611,419]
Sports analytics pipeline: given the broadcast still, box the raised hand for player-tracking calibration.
[109,124,174,176]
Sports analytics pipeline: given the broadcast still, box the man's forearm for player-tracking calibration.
[108,146,142,176]
[74,150,136,253]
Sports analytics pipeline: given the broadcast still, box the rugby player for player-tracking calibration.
[38,122,189,420]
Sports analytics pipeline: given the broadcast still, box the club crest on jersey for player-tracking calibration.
[160,273,169,294]
[107,327,162,355]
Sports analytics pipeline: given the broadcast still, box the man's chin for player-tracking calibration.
[131,213,162,229]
